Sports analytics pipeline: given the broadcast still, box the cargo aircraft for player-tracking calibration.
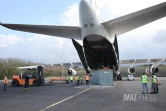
[1,0,166,76]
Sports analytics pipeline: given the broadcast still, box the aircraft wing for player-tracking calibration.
[102,2,166,36]
[53,62,82,67]
[72,62,82,66]
[120,59,149,64]
[120,58,165,68]
[17,65,44,69]
[0,23,81,40]
[18,66,38,69]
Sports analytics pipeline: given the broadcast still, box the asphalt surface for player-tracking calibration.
[0,77,166,111]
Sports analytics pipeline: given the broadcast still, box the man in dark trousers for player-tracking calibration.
[80,75,83,85]
[3,75,8,91]
[85,74,90,86]
[155,74,160,93]
[77,75,80,85]
[24,73,30,91]
[151,73,157,94]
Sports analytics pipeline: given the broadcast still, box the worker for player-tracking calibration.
[66,76,70,83]
[151,73,157,94]
[156,75,160,93]
[3,75,8,91]
[85,74,90,86]
[80,75,83,85]
[69,75,74,87]
[77,75,80,85]
[24,73,30,91]
[141,73,148,94]
[74,75,78,86]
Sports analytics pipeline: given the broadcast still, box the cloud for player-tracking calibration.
[0,44,7,47]
[60,3,79,26]
[42,19,47,24]
[96,0,166,21]
[0,34,80,64]
[0,0,166,64]
[0,34,22,46]
[93,0,166,59]
[152,30,166,44]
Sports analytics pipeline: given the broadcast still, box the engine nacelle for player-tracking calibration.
[145,68,150,74]
[150,67,159,73]
[145,67,159,74]
[128,68,135,74]
[68,68,77,76]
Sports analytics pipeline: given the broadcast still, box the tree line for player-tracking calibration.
[0,58,86,80]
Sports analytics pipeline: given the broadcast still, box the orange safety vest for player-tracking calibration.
[85,76,90,80]
[4,77,8,84]
[156,77,159,84]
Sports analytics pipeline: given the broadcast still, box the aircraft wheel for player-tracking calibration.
[33,80,40,86]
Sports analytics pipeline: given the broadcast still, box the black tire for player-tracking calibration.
[33,80,40,86]
[11,79,19,87]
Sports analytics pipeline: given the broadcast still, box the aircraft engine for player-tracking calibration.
[145,67,159,73]
[68,68,77,76]
[128,68,135,74]
[150,67,159,73]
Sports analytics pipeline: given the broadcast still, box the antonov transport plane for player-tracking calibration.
[1,0,166,75]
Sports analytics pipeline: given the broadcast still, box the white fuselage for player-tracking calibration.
[77,0,118,72]
[79,0,114,43]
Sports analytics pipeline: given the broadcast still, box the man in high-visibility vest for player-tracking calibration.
[85,74,90,86]
[151,73,157,94]
[3,75,8,91]
[80,75,83,85]
[141,73,148,94]
[69,75,74,87]
[77,76,80,85]
[66,76,69,83]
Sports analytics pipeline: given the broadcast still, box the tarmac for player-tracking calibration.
[0,77,166,111]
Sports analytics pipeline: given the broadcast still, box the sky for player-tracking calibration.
[0,0,166,64]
